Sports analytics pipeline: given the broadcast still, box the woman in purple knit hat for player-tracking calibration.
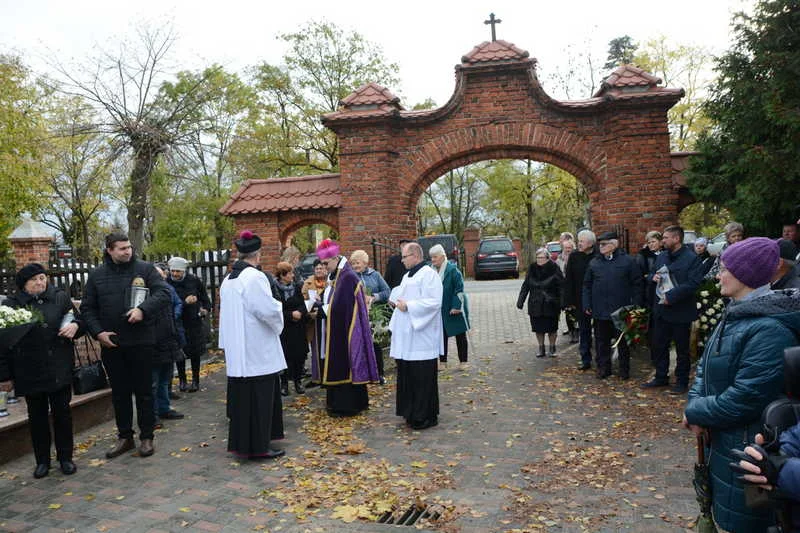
[683,237,800,532]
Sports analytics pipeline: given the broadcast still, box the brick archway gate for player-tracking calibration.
[223,40,686,271]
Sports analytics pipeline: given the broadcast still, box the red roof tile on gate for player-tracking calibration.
[593,64,683,99]
[340,83,402,107]
[220,174,341,215]
[461,40,530,64]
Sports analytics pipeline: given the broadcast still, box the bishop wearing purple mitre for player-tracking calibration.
[308,239,379,416]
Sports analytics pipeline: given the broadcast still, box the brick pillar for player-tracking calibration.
[9,219,54,270]
[512,238,523,273]
[462,227,481,278]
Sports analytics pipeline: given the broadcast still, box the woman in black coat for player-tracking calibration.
[0,264,83,479]
[517,248,563,358]
[275,262,309,396]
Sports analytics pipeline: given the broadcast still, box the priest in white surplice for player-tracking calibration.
[388,242,443,430]
[219,230,287,460]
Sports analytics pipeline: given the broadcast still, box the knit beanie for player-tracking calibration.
[167,256,189,271]
[15,263,46,290]
[720,237,780,289]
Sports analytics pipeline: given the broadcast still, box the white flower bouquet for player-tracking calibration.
[0,305,41,351]
[694,280,725,350]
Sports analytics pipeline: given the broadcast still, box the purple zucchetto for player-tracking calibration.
[720,237,780,289]
[316,239,341,260]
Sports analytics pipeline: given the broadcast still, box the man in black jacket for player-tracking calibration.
[582,231,643,380]
[563,230,598,370]
[641,225,703,394]
[384,239,412,289]
[80,233,171,459]
[167,256,211,393]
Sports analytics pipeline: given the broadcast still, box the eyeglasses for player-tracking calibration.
[401,254,413,259]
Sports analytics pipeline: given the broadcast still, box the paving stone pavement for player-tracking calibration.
[0,279,701,533]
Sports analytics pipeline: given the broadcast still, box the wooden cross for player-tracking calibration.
[484,13,502,42]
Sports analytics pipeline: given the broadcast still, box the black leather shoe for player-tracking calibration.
[294,380,305,395]
[411,418,438,430]
[280,382,289,396]
[60,460,77,475]
[106,438,135,459]
[251,448,285,460]
[33,463,49,479]
[668,384,688,395]
[379,375,386,385]
[187,381,199,393]
[536,347,546,358]
[138,439,154,457]
[161,409,184,420]
[178,380,188,392]
[596,370,611,379]
[641,378,669,389]
[578,363,591,371]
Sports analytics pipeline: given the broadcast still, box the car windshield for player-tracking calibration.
[480,240,512,253]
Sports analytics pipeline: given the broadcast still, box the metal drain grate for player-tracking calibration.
[378,502,440,526]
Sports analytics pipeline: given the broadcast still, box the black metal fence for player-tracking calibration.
[372,239,399,276]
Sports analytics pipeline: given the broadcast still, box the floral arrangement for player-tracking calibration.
[0,305,37,329]
[0,305,43,351]
[696,279,725,349]
[611,306,650,347]
[368,303,392,349]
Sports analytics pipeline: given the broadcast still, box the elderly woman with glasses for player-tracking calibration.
[428,244,470,369]
[350,250,391,383]
[517,247,563,358]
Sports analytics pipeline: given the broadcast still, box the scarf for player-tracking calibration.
[278,280,295,300]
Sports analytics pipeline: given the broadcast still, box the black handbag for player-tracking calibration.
[72,336,108,395]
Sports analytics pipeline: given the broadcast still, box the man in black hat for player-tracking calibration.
[219,230,287,460]
[771,239,800,290]
[80,232,171,459]
[582,231,643,380]
[641,225,703,394]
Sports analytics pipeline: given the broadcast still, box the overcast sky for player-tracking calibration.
[1,0,753,107]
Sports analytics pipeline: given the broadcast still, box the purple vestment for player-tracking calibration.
[310,261,378,385]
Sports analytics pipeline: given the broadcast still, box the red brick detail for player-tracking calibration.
[462,228,481,278]
[10,237,53,269]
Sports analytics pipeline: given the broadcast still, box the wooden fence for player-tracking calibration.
[0,250,230,322]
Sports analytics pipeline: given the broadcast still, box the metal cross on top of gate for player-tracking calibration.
[484,13,502,42]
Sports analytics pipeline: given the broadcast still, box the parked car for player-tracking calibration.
[297,253,318,280]
[417,234,460,265]
[706,232,727,256]
[474,236,519,280]
[683,230,698,245]
[545,241,562,261]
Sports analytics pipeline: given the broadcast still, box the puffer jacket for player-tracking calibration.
[517,260,563,318]
[651,244,703,324]
[582,248,643,320]
[0,285,84,395]
[153,283,184,365]
[685,288,800,533]
[80,254,171,347]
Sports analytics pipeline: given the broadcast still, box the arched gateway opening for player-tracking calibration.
[221,39,688,271]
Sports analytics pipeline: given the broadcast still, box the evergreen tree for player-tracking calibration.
[688,0,800,235]
[604,35,637,70]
